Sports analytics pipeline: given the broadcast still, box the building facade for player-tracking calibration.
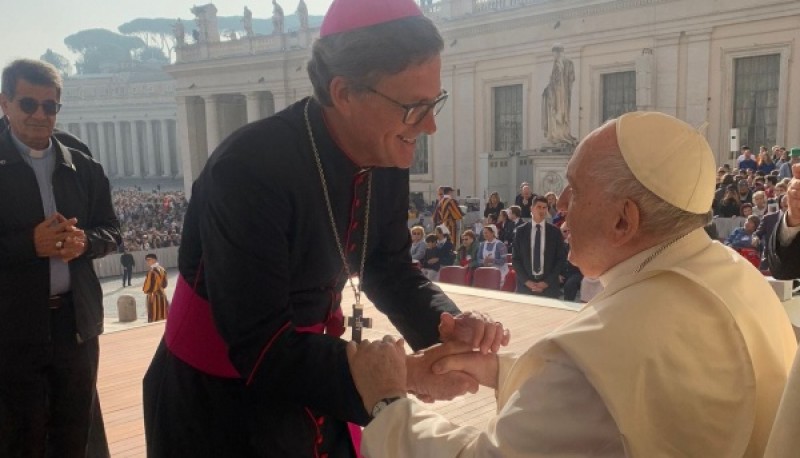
[167,0,800,203]
[57,70,183,190]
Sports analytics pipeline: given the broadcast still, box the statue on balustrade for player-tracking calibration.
[243,6,255,37]
[541,44,577,146]
[297,0,309,31]
[272,0,285,35]
[173,19,185,46]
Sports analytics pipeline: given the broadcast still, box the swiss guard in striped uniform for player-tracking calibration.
[143,253,168,322]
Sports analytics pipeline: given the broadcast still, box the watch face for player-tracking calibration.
[371,397,401,418]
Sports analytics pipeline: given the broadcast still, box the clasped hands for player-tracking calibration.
[347,312,509,414]
[525,279,548,293]
[33,213,87,263]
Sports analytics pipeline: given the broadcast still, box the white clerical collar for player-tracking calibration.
[10,131,52,159]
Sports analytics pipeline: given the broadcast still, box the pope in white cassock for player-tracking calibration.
[350,112,797,457]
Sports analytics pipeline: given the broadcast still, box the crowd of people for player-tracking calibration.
[712,145,799,269]
[411,184,603,302]
[112,188,187,252]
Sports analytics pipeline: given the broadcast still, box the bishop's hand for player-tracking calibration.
[438,311,510,354]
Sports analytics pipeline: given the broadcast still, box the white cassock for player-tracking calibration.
[363,228,797,457]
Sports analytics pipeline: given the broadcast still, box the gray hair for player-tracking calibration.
[307,16,443,106]
[589,151,710,238]
[2,59,62,99]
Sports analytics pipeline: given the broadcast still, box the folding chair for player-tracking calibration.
[438,265,468,286]
[472,267,502,290]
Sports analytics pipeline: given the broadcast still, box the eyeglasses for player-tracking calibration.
[365,87,448,126]
[15,97,62,116]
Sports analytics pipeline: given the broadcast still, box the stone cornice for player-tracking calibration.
[440,0,682,39]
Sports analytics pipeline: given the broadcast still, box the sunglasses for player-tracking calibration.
[16,97,62,116]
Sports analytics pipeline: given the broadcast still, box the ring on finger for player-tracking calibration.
[55,241,63,249]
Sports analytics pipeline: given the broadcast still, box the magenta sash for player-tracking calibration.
[165,274,362,456]
[165,275,240,378]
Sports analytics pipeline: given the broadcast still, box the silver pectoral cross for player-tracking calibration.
[346,301,373,343]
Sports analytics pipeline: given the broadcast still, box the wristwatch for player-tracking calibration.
[371,396,403,418]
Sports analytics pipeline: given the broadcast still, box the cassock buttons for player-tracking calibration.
[354,198,361,208]
[348,243,357,253]
[350,221,359,230]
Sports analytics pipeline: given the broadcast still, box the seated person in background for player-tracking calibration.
[483,191,504,218]
[713,173,736,214]
[726,215,759,249]
[717,184,742,217]
[754,195,785,270]
[544,191,559,223]
[495,210,507,242]
[435,224,455,267]
[421,233,442,281]
[559,223,583,301]
[455,230,479,272]
[751,190,768,217]
[740,202,753,217]
[477,224,509,285]
[477,213,497,242]
[353,111,796,458]
[737,179,753,204]
[409,225,426,263]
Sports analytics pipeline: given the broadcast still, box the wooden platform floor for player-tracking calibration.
[97,284,580,456]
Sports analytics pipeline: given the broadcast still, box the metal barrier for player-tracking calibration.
[92,246,179,279]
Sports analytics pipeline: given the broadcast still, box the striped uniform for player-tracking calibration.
[143,265,169,322]
[435,196,463,245]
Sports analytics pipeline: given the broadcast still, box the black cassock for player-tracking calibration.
[143,98,460,457]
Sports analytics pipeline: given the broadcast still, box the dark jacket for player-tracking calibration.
[120,253,135,268]
[0,129,121,343]
[512,220,567,296]
[767,212,800,279]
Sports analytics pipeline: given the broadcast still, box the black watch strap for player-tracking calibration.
[371,396,403,418]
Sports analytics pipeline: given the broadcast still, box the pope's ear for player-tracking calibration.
[613,199,640,246]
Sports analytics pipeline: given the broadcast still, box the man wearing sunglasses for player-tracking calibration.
[0,59,121,457]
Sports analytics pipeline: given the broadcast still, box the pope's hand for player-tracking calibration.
[432,343,500,389]
[438,311,510,354]
[406,341,479,403]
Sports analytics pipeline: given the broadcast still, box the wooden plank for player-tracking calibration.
[97,285,578,456]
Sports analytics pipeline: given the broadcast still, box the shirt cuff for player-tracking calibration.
[778,213,800,247]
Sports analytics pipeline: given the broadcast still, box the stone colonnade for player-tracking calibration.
[59,119,180,180]
[178,89,281,194]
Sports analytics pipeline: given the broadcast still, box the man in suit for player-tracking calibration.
[512,196,567,298]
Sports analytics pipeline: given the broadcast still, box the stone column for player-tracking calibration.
[272,90,289,114]
[78,122,87,143]
[245,92,261,123]
[145,120,157,177]
[204,95,220,154]
[160,119,172,177]
[96,122,108,170]
[130,121,142,177]
[114,121,125,177]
